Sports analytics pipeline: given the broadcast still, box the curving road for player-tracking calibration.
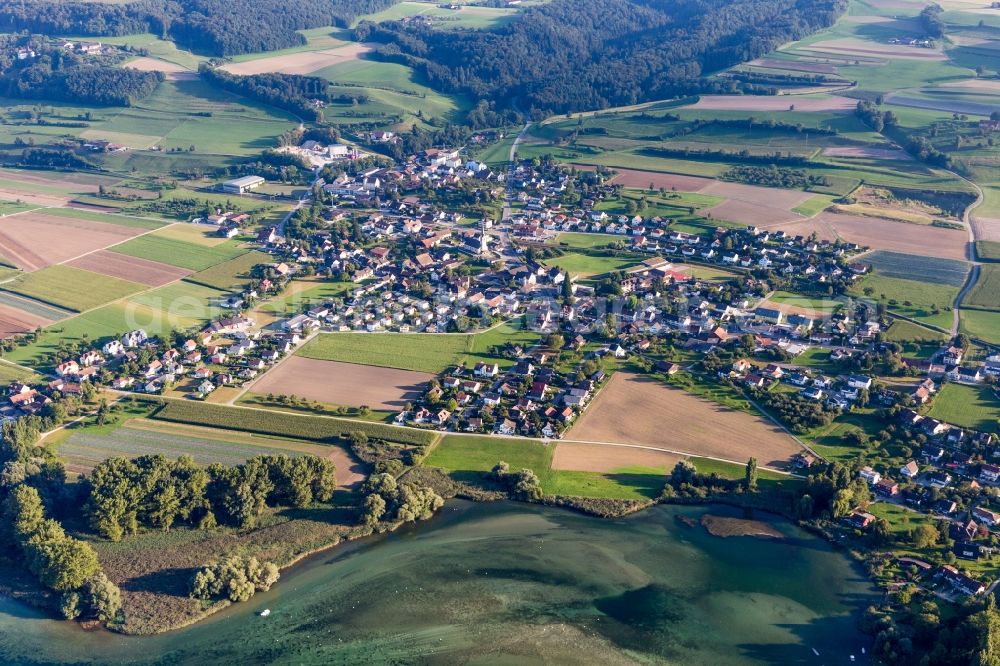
[951,177,985,337]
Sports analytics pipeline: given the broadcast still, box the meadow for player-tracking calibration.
[182,250,271,290]
[851,273,959,330]
[298,322,542,374]
[926,384,1000,433]
[425,435,665,500]
[961,309,1000,345]
[965,264,1000,311]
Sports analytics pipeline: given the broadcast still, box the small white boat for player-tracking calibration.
[812,648,820,656]
[259,609,271,617]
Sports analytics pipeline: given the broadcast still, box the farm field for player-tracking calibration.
[220,43,371,76]
[246,357,433,411]
[568,372,803,470]
[0,265,147,312]
[862,251,969,286]
[183,251,271,290]
[777,212,969,260]
[425,435,664,500]
[961,309,1000,345]
[110,233,249,271]
[67,250,193,287]
[354,1,518,29]
[0,211,149,272]
[298,323,542,374]
[926,384,1000,433]
[0,302,54,339]
[851,273,958,330]
[965,264,1000,311]
[551,442,682,473]
[55,418,322,475]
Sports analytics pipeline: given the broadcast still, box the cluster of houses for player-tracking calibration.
[35,316,303,404]
[277,141,362,169]
[395,340,607,438]
[320,148,499,202]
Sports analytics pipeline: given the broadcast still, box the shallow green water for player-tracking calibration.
[0,502,875,665]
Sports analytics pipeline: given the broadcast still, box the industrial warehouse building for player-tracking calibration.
[220,175,265,194]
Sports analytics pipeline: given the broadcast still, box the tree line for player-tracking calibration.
[198,65,329,121]
[355,0,848,116]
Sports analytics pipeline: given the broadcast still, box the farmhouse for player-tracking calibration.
[221,175,266,194]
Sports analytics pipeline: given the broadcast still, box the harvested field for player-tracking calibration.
[0,212,146,272]
[122,57,194,79]
[246,356,433,411]
[594,167,713,192]
[569,372,802,470]
[750,58,838,74]
[941,79,1000,94]
[687,94,857,112]
[972,215,1000,242]
[819,212,968,259]
[805,38,946,60]
[822,146,912,160]
[220,43,372,76]
[703,199,805,225]
[0,302,53,337]
[701,181,814,208]
[773,212,969,259]
[67,249,192,286]
[0,188,71,207]
[552,441,682,473]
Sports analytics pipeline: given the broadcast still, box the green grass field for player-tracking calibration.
[965,264,1000,311]
[851,273,958,330]
[110,234,248,271]
[686,457,795,491]
[961,308,1000,345]
[0,265,147,312]
[183,250,270,290]
[884,320,949,344]
[926,384,1000,433]
[298,322,542,374]
[556,232,622,249]
[977,241,1000,262]
[39,207,165,231]
[544,252,644,279]
[56,418,325,473]
[425,435,665,500]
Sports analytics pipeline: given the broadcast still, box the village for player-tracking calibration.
[0,144,994,608]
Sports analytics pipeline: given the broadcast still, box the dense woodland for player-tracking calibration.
[356,0,848,116]
[0,39,162,106]
[0,0,398,56]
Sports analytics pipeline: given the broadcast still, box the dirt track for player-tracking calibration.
[568,372,801,470]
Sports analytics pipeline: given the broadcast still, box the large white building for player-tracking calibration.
[221,175,265,194]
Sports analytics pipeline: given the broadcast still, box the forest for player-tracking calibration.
[0,0,399,56]
[355,0,848,116]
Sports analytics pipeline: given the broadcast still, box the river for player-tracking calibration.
[0,501,875,665]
